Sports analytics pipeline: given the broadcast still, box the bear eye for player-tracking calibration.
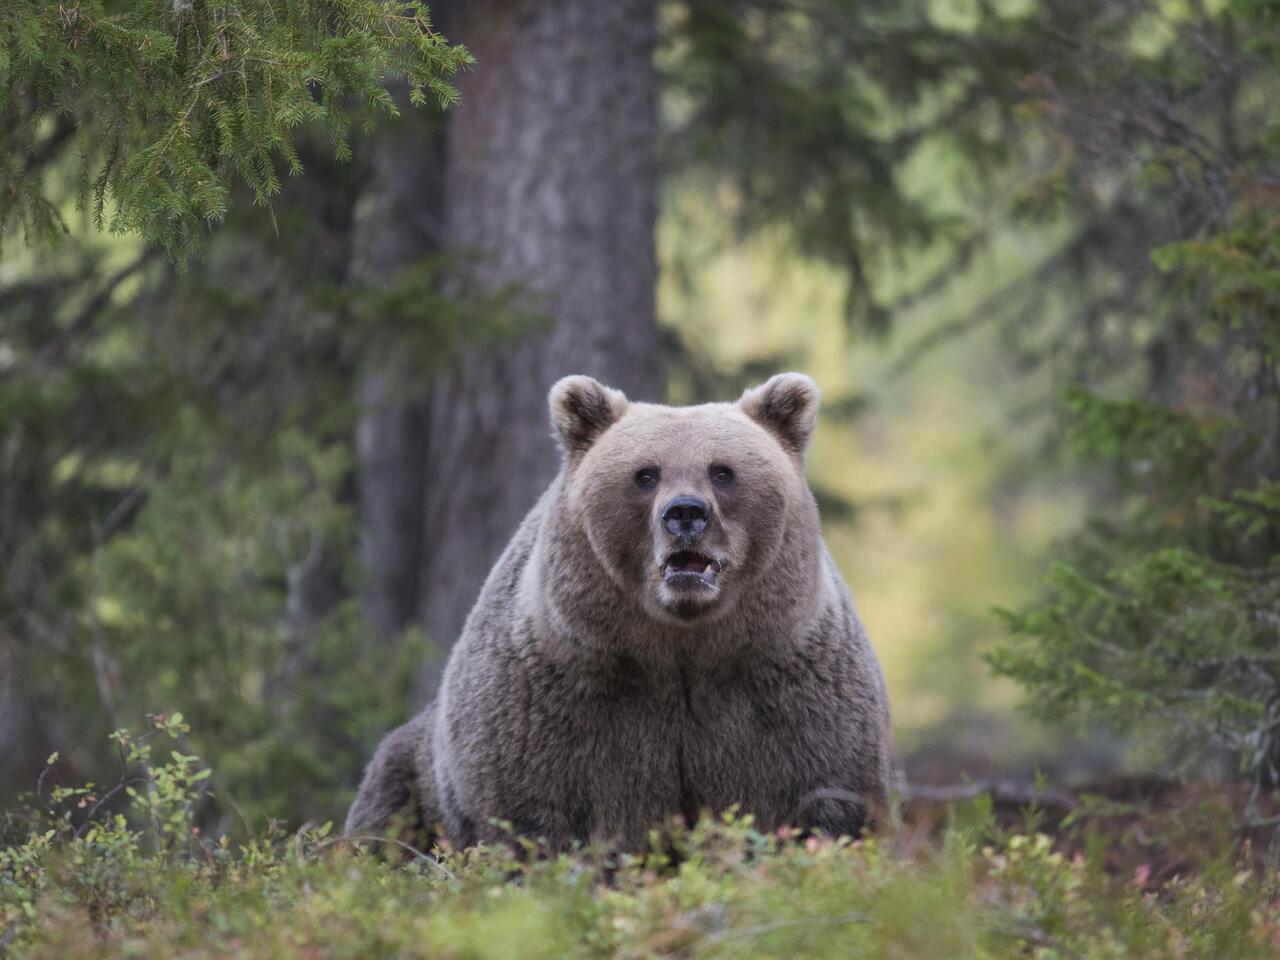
[634,467,660,489]
[710,464,734,486]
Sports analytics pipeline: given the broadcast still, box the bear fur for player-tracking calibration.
[346,373,892,849]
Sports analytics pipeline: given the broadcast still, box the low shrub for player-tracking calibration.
[3,722,1278,958]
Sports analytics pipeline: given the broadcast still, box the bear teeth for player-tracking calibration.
[663,551,718,583]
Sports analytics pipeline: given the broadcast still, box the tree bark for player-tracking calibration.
[350,99,445,646]
[413,0,663,694]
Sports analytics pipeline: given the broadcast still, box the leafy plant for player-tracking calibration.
[3,730,1278,958]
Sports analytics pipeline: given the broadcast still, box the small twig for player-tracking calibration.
[35,249,158,368]
[76,776,149,838]
[314,834,456,880]
[1242,813,1280,829]
[217,787,257,842]
[97,488,148,543]
[35,761,60,807]
[22,115,75,174]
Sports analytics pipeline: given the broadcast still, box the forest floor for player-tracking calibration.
[4,776,1279,958]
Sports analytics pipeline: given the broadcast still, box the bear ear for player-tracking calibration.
[739,372,821,455]
[548,375,629,461]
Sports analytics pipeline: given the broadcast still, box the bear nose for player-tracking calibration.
[662,496,709,537]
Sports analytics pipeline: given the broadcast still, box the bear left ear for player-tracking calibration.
[739,372,821,455]
[549,375,629,461]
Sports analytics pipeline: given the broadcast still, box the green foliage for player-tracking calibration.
[0,390,428,824]
[0,102,538,820]
[84,420,423,823]
[980,0,1280,796]
[990,214,1280,794]
[4,0,1279,880]
[31,418,408,815]
[662,0,1036,331]
[3,731,1277,958]
[1,0,470,258]
[991,530,1280,780]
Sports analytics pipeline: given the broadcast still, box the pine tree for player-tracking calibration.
[1,0,469,258]
[987,0,1280,806]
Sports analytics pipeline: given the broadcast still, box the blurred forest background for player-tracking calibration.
[2,0,1278,841]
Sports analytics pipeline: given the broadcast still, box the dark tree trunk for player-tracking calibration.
[350,100,445,647]
[0,646,24,780]
[412,0,660,691]
[414,0,663,693]
[346,1,662,692]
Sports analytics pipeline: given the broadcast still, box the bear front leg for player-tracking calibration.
[345,705,441,850]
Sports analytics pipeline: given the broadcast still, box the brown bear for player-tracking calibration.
[346,373,892,849]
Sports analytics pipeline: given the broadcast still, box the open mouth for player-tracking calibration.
[662,550,721,588]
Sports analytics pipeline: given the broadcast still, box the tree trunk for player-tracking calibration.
[350,99,445,647]
[415,0,662,694]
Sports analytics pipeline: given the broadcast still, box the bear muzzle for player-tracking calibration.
[652,494,733,614]
[661,550,724,589]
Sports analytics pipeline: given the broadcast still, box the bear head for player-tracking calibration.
[548,372,821,626]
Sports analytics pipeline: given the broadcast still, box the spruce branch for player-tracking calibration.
[0,0,472,259]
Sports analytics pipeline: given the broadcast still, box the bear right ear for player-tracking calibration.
[739,372,821,456]
[548,375,629,462]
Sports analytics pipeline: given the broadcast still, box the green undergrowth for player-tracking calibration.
[3,723,1278,958]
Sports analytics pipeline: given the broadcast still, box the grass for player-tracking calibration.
[3,723,1279,958]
